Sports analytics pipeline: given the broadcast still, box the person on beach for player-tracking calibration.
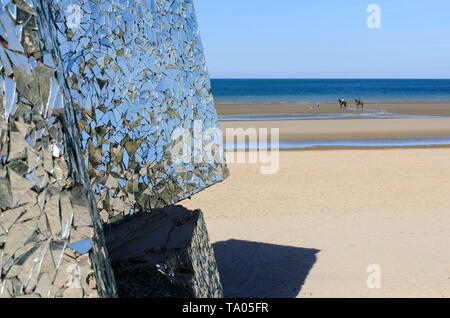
[315,102,320,111]
[338,98,347,108]
[355,98,364,109]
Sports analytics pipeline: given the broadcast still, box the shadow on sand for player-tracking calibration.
[212,240,319,298]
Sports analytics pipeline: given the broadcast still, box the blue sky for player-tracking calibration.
[194,0,450,79]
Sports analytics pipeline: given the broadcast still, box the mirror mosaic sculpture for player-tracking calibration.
[49,0,229,223]
[1,0,227,298]
[0,0,117,297]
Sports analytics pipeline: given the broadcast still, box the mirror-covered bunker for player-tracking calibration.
[0,0,228,298]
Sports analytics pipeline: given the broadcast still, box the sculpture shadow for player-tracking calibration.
[212,240,319,298]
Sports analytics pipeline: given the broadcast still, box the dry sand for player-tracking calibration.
[182,149,450,298]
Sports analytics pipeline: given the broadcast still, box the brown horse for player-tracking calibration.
[354,98,364,109]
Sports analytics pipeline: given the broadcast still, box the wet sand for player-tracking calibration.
[182,149,450,298]
[219,117,450,141]
[216,102,450,143]
[216,102,450,116]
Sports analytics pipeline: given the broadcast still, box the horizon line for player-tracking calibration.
[210,78,450,80]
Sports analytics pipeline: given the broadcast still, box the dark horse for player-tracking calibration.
[354,98,364,109]
[338,99,347,108]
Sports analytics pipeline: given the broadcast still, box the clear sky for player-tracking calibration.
[194,0,450,79]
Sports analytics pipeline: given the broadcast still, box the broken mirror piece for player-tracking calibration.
[0,0,116,298]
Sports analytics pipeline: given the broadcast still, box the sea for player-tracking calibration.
[212,79,450,149]
[210,79,450,104]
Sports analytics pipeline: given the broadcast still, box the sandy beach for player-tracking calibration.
[182,102,450,297]
[183,149,450,297]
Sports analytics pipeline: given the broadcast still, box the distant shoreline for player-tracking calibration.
[215,100,450,105]
[215,102,450,117]
[210,78,450,80]
[216,102,450,150]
